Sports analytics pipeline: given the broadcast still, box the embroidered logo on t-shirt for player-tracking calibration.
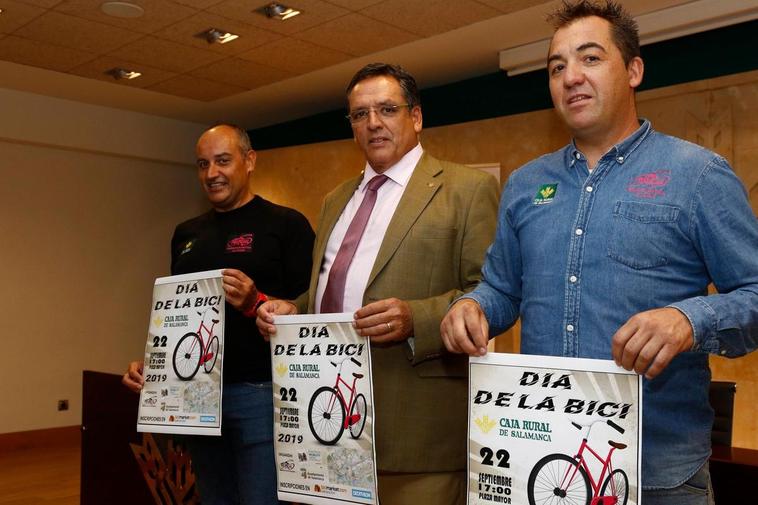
[533,183,558,205]
[226,233,254,253]
[627,170,671,199]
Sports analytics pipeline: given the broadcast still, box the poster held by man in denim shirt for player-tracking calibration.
[468,353,641,505]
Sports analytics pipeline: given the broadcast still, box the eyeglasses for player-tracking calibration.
[346,104,412,124]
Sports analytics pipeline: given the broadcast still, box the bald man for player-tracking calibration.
[124,124,314,505]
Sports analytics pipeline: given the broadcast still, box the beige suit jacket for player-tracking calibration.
[299,153,499,472]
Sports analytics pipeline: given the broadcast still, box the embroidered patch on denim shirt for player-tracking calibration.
[533,183,558,205]
[627,170,671,199]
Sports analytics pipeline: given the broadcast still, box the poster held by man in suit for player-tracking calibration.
[272,313,378,505]
[257,62,500,504]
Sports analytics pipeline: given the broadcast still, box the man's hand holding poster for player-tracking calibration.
[137,269,224,436]
[468,353,641,505]
[272,314,378,505]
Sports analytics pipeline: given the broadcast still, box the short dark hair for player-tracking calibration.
[345,63,421,109]
[548,0,640,65]
[207,122,253,154]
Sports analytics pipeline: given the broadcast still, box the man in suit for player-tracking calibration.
[257,63,499,505]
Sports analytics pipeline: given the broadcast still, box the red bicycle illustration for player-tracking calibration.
[527,419,629,505]
[307,357,368,445]
[172,306,220,380]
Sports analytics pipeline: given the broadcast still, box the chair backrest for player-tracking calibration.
[709,381,737,447]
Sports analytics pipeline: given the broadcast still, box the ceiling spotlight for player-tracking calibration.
[257,3,302,21]
[106,67,142,80]
[197,28,240,45]
[100,2,144,18]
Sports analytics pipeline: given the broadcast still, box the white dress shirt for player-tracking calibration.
[315,144,423,313]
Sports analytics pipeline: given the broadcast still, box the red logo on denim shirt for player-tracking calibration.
[627,170,671,199]
[226,233,253,253]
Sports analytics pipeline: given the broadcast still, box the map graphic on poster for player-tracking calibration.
[468,353,642,505]
[272,313,378,505]
[137,269,224,436]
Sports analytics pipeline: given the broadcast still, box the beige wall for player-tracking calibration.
[252,70,758,450]
[0,89,208,434]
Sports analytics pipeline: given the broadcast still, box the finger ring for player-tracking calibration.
[386,322,392,332]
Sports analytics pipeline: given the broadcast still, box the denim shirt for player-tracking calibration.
[465,120,758,489]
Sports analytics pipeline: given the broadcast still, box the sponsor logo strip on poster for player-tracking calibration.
[137,269,224,436]
[272,313,378,505]
[468,353,642,505]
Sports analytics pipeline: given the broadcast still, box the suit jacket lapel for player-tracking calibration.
[366,154,442,288]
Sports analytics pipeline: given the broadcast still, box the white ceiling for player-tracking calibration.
[0,0,700,128]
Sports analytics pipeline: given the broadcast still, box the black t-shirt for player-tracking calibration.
[170,196,314,383]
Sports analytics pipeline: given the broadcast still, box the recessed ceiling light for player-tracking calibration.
[197,28,240,45]
[106,67,142,80]
[256,3,302,21]
[100,2,145,19]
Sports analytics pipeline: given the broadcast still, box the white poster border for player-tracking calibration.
[153,269,224,285]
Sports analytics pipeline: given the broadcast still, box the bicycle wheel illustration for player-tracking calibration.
[349,393,367,439]
[203,336,219,373]
[172,332,202,380]
[308,386,345,445]
[527,453,591,505]
[600,469,629,505]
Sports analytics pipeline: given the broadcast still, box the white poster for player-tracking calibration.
[468,353,642,505]
[137,269,224,436]
[272,313,378,505]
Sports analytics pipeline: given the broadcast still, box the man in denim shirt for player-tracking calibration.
[441,1,758,504]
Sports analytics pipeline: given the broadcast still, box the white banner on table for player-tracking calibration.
[468,353,642,505]
[137,269,224,436]
[272,313,378,505]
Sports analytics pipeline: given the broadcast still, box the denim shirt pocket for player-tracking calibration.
[607,201,681,269]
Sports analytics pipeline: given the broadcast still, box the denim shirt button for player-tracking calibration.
[575,228,583,236]
[566,324,575,332]
[585,186,593,192]
[569,275,578,283]
[617,156,624,163]
[720,349,727,355]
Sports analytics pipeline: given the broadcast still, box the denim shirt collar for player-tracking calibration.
[566,119,652,168]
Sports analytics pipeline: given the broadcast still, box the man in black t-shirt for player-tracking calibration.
[123,124,314,504]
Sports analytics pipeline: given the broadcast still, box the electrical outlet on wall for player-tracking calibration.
[57,399,69,411]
